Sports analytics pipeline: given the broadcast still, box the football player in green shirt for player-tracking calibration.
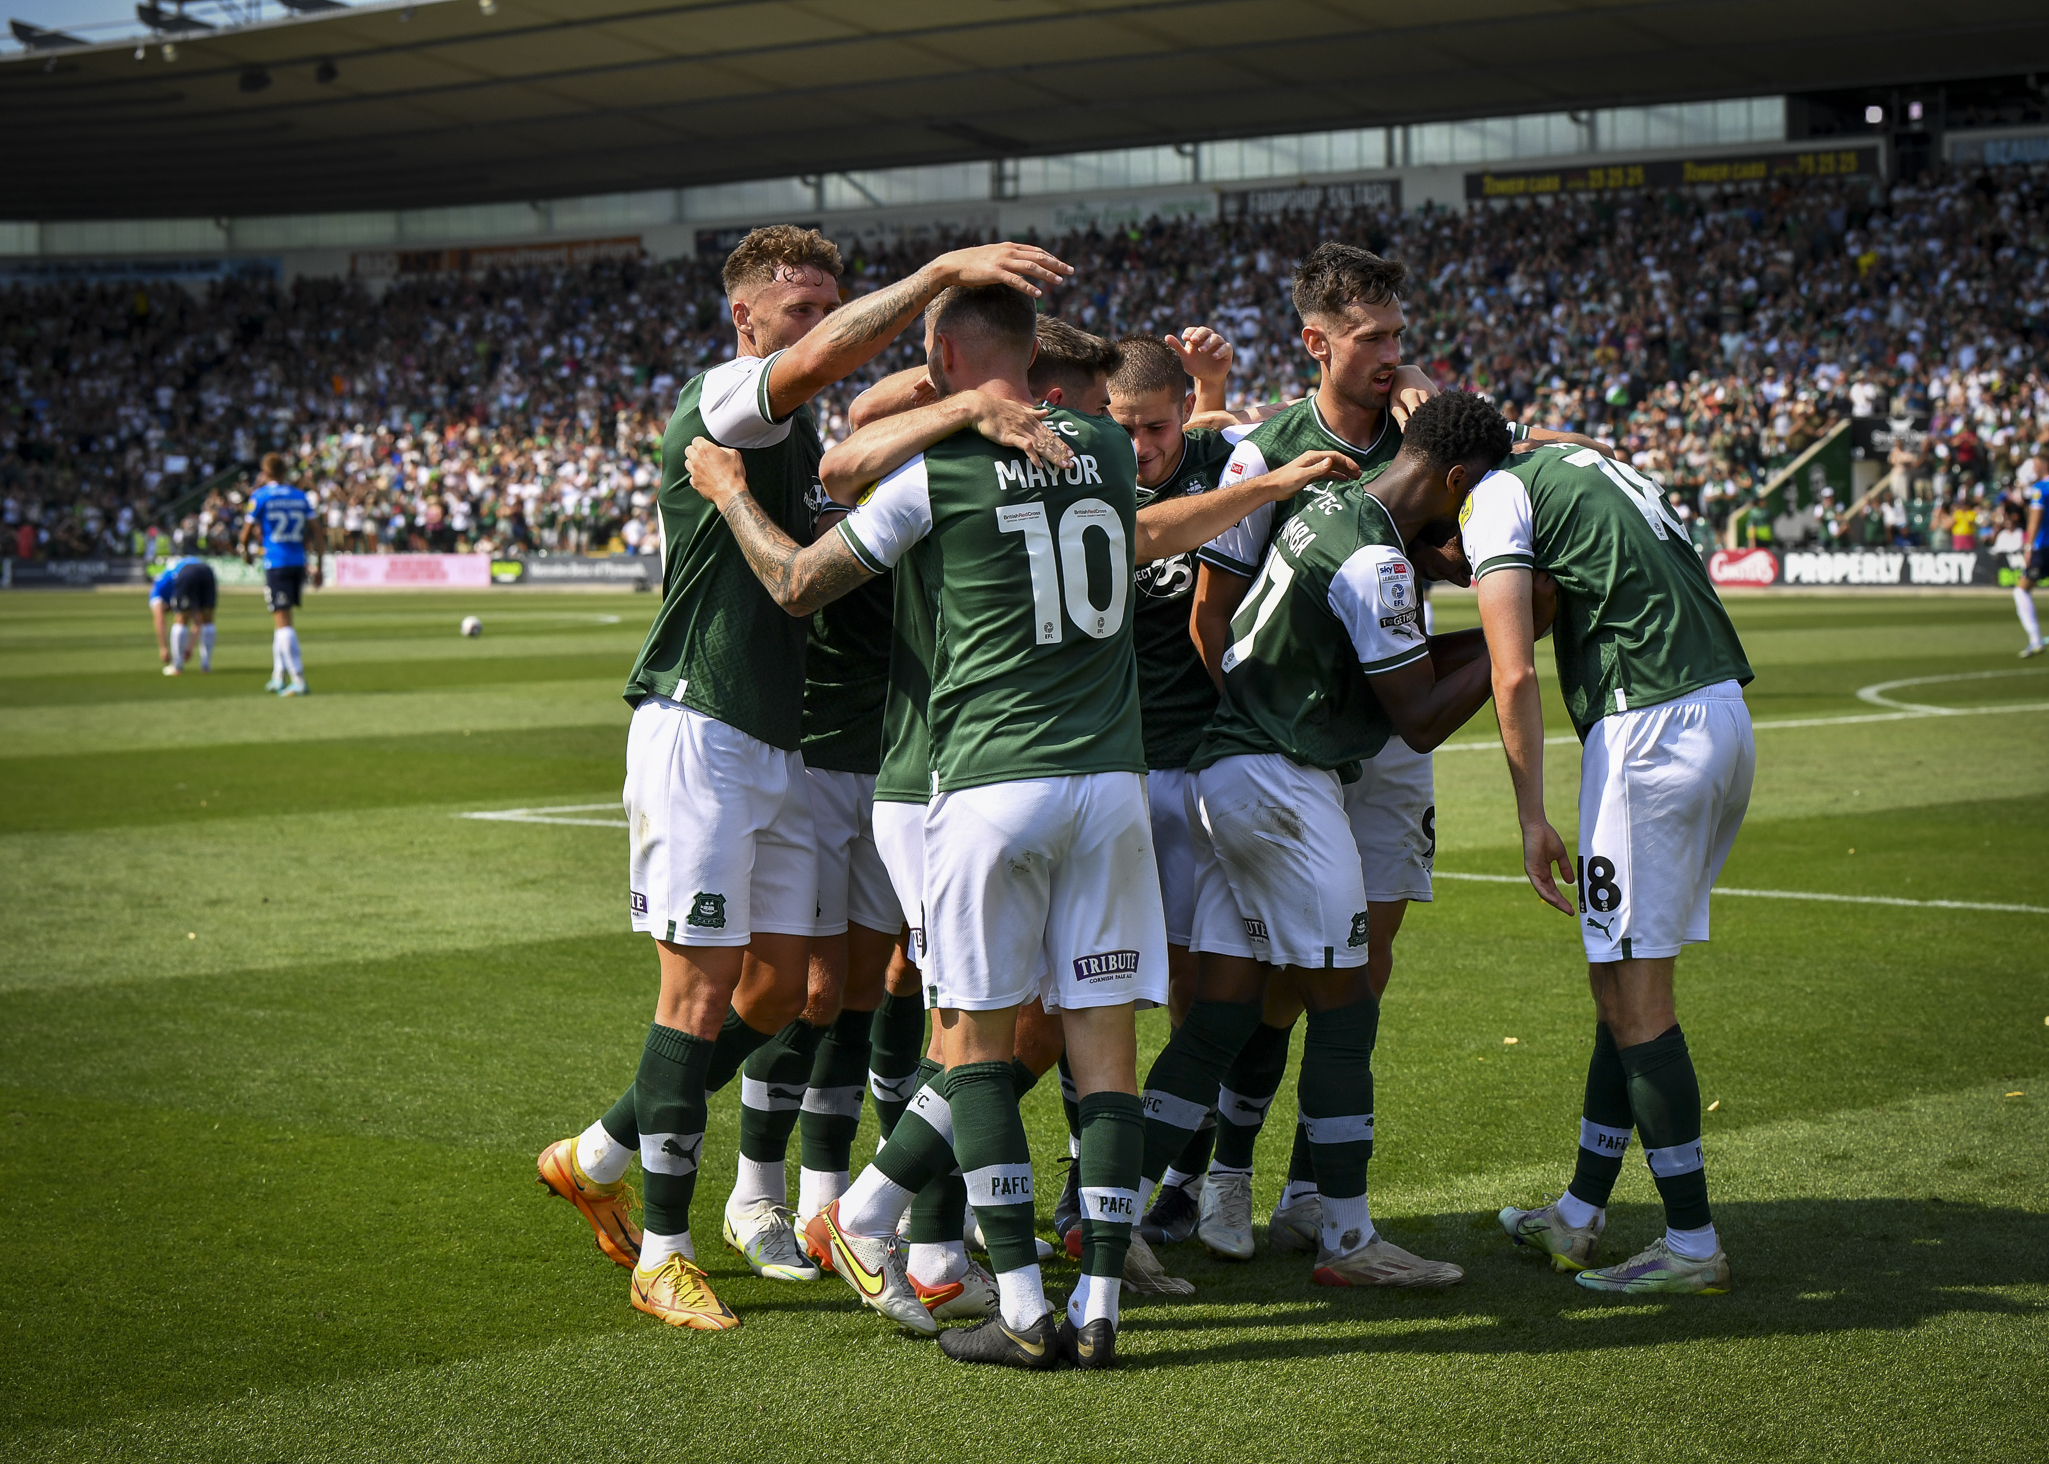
[1468,412,1755,1296]
[534,226,1074,1334]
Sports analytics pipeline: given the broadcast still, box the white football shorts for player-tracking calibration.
[1344,737,1435,904]
[1185,753,1372,970]
[1146,767,1197,947]
[870,797,926,964]
[1576,680,1754,963]
[623,695,816,947]
[923,771,1169,1013]
[804,765,901,938]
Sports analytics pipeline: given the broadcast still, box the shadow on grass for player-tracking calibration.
[1096,1198,2049,1370]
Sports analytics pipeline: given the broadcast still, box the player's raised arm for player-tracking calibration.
[1167,327,1234,418]
[1134,450,1356,563]
[820,391,1070,503]
[846,366,937,431]
[764,242,1072,421]
[687,438,879,616]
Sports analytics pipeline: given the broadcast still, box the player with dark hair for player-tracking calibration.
[1134,390,1519,1289]
[1469,403,1755,1295]
[1026,317,1123,415]
[532,227,1074,1333]
[149,555,217,676]
[239,452,323,696]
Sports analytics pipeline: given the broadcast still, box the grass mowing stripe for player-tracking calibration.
[0,678,627,758]
[4,1073,2041,1460]
[1435,871,2049,916]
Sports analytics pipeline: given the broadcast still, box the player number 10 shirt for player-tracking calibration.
[837,410,1146,793]
[1461,444,1752,738]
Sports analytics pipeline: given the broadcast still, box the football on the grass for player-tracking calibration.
[460,616,482,638]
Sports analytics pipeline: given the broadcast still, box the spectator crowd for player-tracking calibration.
[4,160,2047,564]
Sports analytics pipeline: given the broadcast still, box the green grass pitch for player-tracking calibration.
[1,585,2044,1462]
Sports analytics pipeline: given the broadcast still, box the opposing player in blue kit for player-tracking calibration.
[149,556,218,676]
[238,453,325,696]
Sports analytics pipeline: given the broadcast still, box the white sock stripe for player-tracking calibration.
[1142,1088,1211,1132]
[801,1085,866,1116]
[963,1163,1035,1207]
[1078,1185,1139,1224]
[1217,1086,1276,1124]
[1059,1072,1079,1102]
[1644,1140,1706,1178]
[639,1130,703,1176]
[907,1084,954,1143]
[1579,1119,1633,1156]
[868,1069,920,1103]
[739,1076,806,1112]
[1301,1113,1375,1145]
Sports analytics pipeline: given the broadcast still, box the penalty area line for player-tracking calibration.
[1436,871,2047,916]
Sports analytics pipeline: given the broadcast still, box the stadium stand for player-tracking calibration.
[4,164,2045,563]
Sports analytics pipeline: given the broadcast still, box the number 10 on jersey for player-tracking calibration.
[997,498,1129,644]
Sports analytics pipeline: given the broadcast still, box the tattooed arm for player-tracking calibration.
[686,438,877,616]
[766,242,1072,420]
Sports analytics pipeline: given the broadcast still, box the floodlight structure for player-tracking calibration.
[136,4,214,34]
[9,20,86,50]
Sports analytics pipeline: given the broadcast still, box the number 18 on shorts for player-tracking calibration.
[1574,681,1755,964]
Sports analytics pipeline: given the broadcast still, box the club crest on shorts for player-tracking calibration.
[685,890,727,928]
[1073,949,1140,982]
[1347,911,1371,948]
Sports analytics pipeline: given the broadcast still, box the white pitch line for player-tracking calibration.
[459,802,626,828]
[1857,666,2046,714]
[1435,871,2047,915]
[1434,695,2049,753]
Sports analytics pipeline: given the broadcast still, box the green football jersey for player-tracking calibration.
[624,350,823,750]
[1462,443,1753,737]
[838,408,1146,793]
[873,551,936,805]
[1190,482,1429,773]
[1195,396,1402,580]
[801,566,892,775]
[1133,427,1238,769]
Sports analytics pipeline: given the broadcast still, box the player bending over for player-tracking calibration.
[238,453,323,696]
[149,556,217,676]
[1134,391,1516,1289]
[532,227,1072,1334]
[1469,413,1756,1295]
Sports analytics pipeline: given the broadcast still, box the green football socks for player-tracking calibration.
[1621,1024,1713,1233]
[866,990,926,1138]
[1566,1022,1633,1212]
[1213,1020,1293,1172]
[634,1022,713,1239]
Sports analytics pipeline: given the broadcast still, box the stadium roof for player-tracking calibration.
[6,0,2049,222]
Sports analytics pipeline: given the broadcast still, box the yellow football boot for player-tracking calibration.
[631,1253,741,1330]
[536,1138,642,1268]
